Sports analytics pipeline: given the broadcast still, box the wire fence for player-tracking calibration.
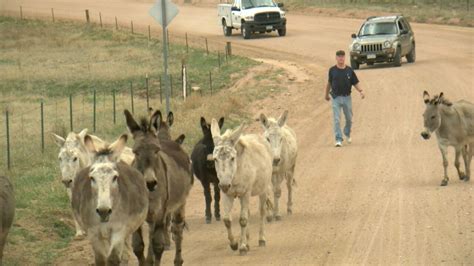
[0,5,240,171]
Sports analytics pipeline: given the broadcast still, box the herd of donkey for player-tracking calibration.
[0,90,473,265]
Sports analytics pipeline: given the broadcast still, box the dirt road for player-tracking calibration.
[2,0,473,264]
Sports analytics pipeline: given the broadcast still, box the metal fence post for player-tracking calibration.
[170,74,173,98]
[145,75,150,110]
[130,82,134,114]
[185,33,189,53]
[20,6,23,20]
[5,110,11,170]
[131,20,134,34]
[85,9,90,24]
[51,8,55,22]
[113,89,116,124]
[209,71,213,95]
[115,16,118,30]
[205,38,209,55]
[93,89,97,132]
[69,94,73,131]
[41,100,45,153]
[159,76,163,104]
[148,25,151,41]
[99,12,103,28]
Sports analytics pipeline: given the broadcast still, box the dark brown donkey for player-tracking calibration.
[124,110,193,266]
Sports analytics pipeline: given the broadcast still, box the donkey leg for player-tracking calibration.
[171,207,186,266]
[68,188,86,240]
[463,144,472,182]
[203,182,212,224]
[164,215,171,250]
[455,147,466,180]
[132,227,146,265]
[286,170,294,215]
[91,239,108,266]
[439,144,449,186]
[151,221,167,266]
[214,183,221,221]
[258,193,268,247]
[222,194,238,251]
[108,232,127,266]
[239,194,250,255]
[271,174,283,221]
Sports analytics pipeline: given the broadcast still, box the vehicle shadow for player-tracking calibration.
[226,32,284,40]
[355,61,415,71]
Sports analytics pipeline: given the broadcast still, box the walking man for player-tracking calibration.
[325,50,365,147]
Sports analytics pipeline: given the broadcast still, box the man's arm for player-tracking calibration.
[354,82,365,99]
[325,82,331,101]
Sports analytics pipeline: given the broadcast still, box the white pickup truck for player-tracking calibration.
[218,0,286,39]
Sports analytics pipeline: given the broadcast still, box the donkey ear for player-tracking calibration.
[124,110,140,134]
[147,107,154,117]
[51,133,65,147]
[230,124,244,146]
[218,117,225,129]
[210,118,221,142]
[259,113,269,128]
[84,135,97,154]
[175,134,185,145]
[167,112,174,127]
[200,117,208,129]
[150,110,163,132]
[278,110,289,127]
[438,92,444,102]
[423,91,430,104]
[77,128,88,141]
[109,134,128,162]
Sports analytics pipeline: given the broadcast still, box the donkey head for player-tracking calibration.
[210,119,244,193]
[201,117,224,157]
[125,109,162,191]
[149,107,174,140]
[52,129,90,188]
[260,110,288,166]
[83,134,128,223]
[421,91,451,140]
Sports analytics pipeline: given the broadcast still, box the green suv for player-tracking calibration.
[349,16,416,69]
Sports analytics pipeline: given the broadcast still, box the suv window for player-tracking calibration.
[359,22,397,36]
[397,20,405,31]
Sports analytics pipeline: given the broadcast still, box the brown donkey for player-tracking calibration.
[124,110,193,266]
[0,176,15,265]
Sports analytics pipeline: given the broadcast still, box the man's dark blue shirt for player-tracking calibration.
[328,65,359,98]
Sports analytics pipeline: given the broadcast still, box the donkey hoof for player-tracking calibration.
[275,215,282,221]
[174,259,184,266]
[205,217,212,224]
[258,240,266,247]
[230,242,239,251]
[464,176,470,182]
[266,216,273,223]
[459,173,466,180]
[215,216,221,221]
[287,209,293,215]
[239,246,248,256]
[440,179,448,186]
[74,233,86,241]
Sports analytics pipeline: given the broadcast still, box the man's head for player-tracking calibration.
[336,50,345,65]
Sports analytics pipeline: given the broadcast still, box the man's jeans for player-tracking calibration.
[331,95,352,142]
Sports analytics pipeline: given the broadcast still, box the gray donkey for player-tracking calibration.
[421,91,474,186]
[0,176,15,265]
[72,134,149,265]
[124,110,193,266]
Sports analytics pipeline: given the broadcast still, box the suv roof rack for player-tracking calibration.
[366,16,377,21]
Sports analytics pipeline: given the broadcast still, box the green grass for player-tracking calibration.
[0,16,287,264]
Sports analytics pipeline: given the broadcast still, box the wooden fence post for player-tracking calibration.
[226,42,232,57]
[40,100,45,153]
[85,9,90,24]
[209,71,213,95]
[130,82,135,114]
[99,12,103,28]
[93,89,96,132]
[112,90,116,124]
[20,6,23,20]
[185,33,189,53]
[205,38,209,55]
[115,16,118,30]
[145,74,149,110]
[69,94,73,131]
[148,25,151,41]
[131,20,134,34]
[51,8,55,22]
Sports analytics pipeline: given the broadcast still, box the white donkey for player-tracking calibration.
[52,129,134,238]
[421,91,474,186]
[210,119,273,255]
[72,134,148,265]
[260,110,297,221]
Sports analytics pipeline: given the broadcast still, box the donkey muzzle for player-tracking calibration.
[273,158,281,166]
[96,208,112,223]
[62,179,73,188]
[219,184,231,193]
[421,131,431,140]
[146,180,158,191]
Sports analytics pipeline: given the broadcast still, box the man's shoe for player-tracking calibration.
[335,141,342,147]
[347,137,352,144]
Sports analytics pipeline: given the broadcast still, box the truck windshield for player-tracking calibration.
[359,22,397,36]
[242,0,276,9]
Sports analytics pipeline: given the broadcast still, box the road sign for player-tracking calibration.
[149,0,179,114]
[149,0,179,27]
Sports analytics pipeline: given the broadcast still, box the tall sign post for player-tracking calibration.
[149,0,179,114]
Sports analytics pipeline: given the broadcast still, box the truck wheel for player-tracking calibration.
[393,47,402,67]
[222,21,232,37]
[406,45,416,63]
[278,27,286,37]
[241,24,251,39]
[350,58,359,70]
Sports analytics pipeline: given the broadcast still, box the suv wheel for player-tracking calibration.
[406,45,416,63]
[278,26,286,37]
[222,21,232,37]
[242,24,251,39]
[350,58,359,70]
[393,47,402,67]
